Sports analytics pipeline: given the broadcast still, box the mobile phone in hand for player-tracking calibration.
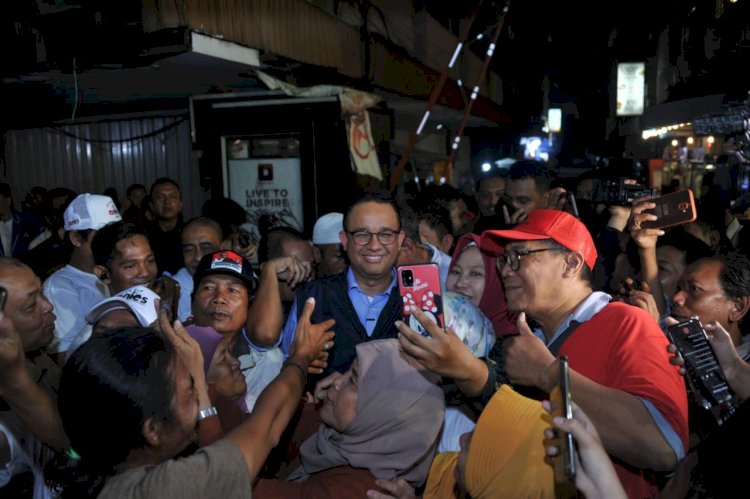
[397,263,444,337]
[550,356,576,493]
[665,318,735,411]
[153,276,181,323]
[640,189,697,230]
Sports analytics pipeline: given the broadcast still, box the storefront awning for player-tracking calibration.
[641,94,725,129]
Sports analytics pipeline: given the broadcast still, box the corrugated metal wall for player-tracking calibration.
[3,115,205,218]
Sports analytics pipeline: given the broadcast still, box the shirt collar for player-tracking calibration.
[533,291,612,345]
[347,267,398,296]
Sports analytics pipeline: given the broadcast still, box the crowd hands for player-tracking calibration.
[5,164,750,498]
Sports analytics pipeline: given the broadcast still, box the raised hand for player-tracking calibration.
[288,297,335,369]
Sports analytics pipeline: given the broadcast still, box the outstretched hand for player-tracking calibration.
[288,298,335,371]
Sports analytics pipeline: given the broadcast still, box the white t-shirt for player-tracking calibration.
[43,265,109,354]
[172,267,194,322]
[0,412,55,499]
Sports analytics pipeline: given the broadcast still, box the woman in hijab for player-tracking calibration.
[254,338,445,498]
[448,233,517,337]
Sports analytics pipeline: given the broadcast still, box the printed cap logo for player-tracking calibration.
[210,251,243,274]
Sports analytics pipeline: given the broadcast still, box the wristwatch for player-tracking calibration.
[198,406,218,421]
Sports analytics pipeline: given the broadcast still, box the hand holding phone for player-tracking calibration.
[152,276,181,323]
[665,318,736,413]
[397,263,444,337]
[640,189,697,230]
[549,356,576,493]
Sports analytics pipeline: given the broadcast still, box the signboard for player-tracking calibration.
[224,142,304,250]
[616,62,645,116]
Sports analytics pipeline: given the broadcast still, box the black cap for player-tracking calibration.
[193,250,256,292]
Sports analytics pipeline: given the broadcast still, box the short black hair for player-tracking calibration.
[508,160,553,194]
[343,190,400,232]
[0,183,11,198]
[258,225,307,264]
[547,239,594,285]
[149,177,181,197]
[92,222,149,268]
[126,184,146,197]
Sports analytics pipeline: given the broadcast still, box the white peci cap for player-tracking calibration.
[63,194,122,231]
[312,212,344,245]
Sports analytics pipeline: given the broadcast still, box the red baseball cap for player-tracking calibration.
[480,209,598,270]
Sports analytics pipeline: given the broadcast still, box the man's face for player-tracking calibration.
[206,337,247,400]
[340,201,404,283]
[108,235,158,293]
[150,183,182,222]
[0,264,56,352]
[499,240,565,317]
[672,259,737,329]
[656,245,686,300]
[505,178,543,214]
[449,199,469,234]
[477,177,506,217]
[129,188,147,208]
[182,225,222,276]
[191,274,249,336]
[419,221,452,255]
[317,243,347,277]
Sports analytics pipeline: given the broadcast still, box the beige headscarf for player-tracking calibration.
[289,339,445,486]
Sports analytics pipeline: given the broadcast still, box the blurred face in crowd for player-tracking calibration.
[672,259,745,343]
[477,177,506,217]
[505,178,543,214]
[319,360,359,432]
[154,356,200,459]
[449,198,470,235]
[182,224,222,276]
[192,274,249,337]
[317,243,347,277]
[207,337,246,399]
[129,187,147,210]
[107,235,158,293]
[419,221,453,255]
[447,245,486,307]
[341,201,404,286]
[0,262,56,352]
[151,183,182,222]
[656,245,686,300]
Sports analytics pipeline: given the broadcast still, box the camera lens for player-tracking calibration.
[402,270,414,286]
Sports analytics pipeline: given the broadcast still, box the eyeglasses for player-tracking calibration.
[496,247,561,272]
[346,229,400,246]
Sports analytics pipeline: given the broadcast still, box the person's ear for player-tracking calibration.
[69,231,83,248]
[142,417,162,447]
[400,237,415,256]
[729,295,750,323]
[339,230,347,247]
[440,234,454,254]
[93,265,111,284]
[562,252,585,277]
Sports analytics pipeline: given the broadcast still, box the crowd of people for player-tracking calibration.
[1,157,750,498]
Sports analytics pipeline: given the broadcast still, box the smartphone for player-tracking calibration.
[152,276,181,322]
[665,318,735,411]
[565,191,580,219]
[397,263,444,337]
[496,193,517,218]
[549,356,576,491]
[640,189,697,230]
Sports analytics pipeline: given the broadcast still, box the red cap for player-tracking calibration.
[480,209,598,270]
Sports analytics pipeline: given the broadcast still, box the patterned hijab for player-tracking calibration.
[449,233,517,336]
[291,339,445,486]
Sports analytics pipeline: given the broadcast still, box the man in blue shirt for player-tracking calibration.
[280,190,405,375]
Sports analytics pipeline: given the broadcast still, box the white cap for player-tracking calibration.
[312,212,344,245]
[64,194,122,231]
[86,285,160,327]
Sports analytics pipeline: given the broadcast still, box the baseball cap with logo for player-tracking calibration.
[64,194,122,231]
[85,285,160,327]
[312,212,344,245]
[480,209,598,270]
[193,250,256,292]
